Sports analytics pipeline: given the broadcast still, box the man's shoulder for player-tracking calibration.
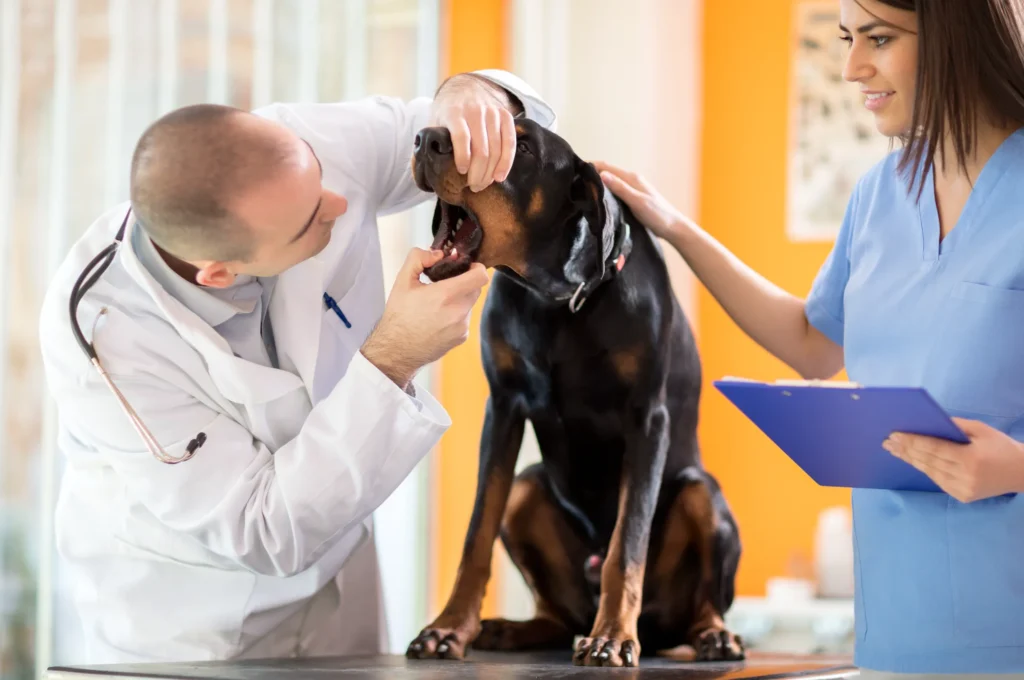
[40,205,185,392]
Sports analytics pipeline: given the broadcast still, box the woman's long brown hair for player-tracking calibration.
[866,0,1024,198]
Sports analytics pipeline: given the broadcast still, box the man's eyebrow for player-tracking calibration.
[288,140,324,244]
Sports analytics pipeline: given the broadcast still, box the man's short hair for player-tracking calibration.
[129,104,292,263]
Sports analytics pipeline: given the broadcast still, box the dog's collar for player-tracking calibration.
[568,218,632,314]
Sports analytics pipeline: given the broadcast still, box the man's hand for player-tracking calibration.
[361,248,489,390]
[883,418,1024,502]
[431,74,523,193]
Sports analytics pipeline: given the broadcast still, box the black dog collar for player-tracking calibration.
[568,220,632,314]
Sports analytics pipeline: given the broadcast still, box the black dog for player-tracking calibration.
[404,118,745,668]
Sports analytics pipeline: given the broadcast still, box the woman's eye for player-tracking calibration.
[517,140,531,155]
[839,34,852,45]
[870,35,891,47]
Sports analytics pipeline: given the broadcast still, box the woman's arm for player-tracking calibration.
[594,161,844,380]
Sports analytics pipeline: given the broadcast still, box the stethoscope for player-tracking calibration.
[70,207,205,464]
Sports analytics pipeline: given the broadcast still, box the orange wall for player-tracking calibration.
[431,0,509,620]
[696,0,851,596]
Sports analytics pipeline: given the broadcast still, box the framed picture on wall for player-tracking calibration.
[786,0,893,242]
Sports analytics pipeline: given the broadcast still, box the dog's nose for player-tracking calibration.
[414,127,453,156]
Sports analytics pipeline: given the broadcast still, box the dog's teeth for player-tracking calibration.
[451,247,458,258]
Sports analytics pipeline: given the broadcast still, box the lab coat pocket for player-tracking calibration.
[946,491,1024,647]
[312,306,361,405]
[929,281,1024,419]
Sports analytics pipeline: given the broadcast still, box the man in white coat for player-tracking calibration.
[38,69,555,665]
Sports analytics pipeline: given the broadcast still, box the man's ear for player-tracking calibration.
[195,262,236,288]
[570,155,608,240]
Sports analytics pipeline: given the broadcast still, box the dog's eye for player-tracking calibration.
[517,140,532,155]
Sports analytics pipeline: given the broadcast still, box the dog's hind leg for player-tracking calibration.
[473,463,595,652]
[641,467,745,662]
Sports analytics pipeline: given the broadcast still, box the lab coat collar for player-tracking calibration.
[118,218,315,405]
[130,224,255,329]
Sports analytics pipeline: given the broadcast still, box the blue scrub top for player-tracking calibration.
[805,128,1024,674]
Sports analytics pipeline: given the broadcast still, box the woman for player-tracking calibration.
[596,0,1024,674]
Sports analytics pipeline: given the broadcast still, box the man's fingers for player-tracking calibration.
[400,248,444,284]
[448,116,472,175]
[437,262,490,298]
[495,109,516,182]
[465,105,489,190]
[478,108,503,190]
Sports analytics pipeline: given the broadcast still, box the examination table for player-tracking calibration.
[45,650,859,679]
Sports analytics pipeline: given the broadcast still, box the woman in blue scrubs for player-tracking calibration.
[597,0,1024,675]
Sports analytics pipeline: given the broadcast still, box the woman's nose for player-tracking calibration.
[842,44,873,83]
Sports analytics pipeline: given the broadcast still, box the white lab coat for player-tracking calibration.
[38,70,555,665]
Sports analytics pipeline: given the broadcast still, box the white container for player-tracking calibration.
[814,506,854,599]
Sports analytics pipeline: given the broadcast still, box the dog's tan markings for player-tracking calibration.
[527,186,545,220]
[488,337,518,373]
[515,123,526,136]
[647,477,744,662]
[574,476,645,667]
[651,492,692,584]
[611,346,643,383]
[475,473,583,652]
[465,187,528,275]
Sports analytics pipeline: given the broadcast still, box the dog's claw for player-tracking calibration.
[694,628,745,661]
[406,622,478,661]
[573,635,638,667]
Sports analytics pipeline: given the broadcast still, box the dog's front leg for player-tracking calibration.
[574,402,669,668]
[406,396,524,660]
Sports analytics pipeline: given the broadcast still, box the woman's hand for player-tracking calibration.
[883,418,1024,502]
[591,161,688,241]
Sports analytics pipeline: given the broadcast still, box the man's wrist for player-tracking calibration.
[360,335,418,392]
[434,73,524,117]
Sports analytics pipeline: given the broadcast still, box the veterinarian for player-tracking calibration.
[597,0,1024,675]
[38,70,555,665]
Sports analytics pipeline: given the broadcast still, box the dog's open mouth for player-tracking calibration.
[423,202,484,281]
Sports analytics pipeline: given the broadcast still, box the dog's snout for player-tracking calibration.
[414,127,453,157]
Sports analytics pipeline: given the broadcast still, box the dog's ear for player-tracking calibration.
[562,155,613,286]
[570,155,607,237]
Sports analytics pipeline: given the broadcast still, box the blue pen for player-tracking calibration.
[323,292,351,328]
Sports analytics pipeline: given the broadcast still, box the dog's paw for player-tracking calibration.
[572,635,640,667]
[694,628,745,661]
[406,618,481,660]
[473,617,572,651]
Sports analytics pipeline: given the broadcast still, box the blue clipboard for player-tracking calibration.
[712,378,970,492]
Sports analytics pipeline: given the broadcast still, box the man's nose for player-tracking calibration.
[414,127,453,158]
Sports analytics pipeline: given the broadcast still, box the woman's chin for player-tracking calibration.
[873,114,911,139]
